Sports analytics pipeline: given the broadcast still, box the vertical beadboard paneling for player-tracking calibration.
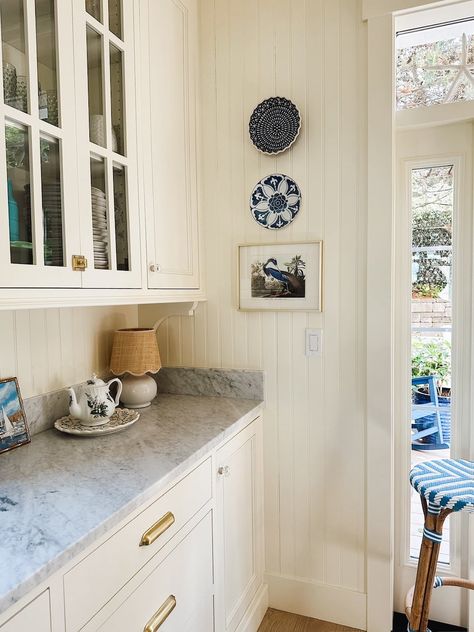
[139,0,368,612]
[0,311,17,378]
[322,0,343,589]
[15,311,34,397]
[305,0,326,587]
[0,306,137,399]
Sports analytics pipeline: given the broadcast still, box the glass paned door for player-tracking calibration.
[0,0,80,286]
[395,122,473,628]
[75,0,139,288]
[410,164,453,566]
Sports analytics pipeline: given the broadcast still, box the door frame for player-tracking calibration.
[364,1,472,630]
[393,123,474,625]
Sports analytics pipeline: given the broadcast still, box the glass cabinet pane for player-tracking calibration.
[85,0,101,22]
[108,0,122,39]
[36,0,59,126]
[5,123,33,264]
[113,164,128,270]
[86,27,105,147]
[1,0,28,113]
[90,156,109,269]
[109,45,124,155]
[40,136,63,266]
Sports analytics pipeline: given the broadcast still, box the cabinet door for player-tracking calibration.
[0,0,81,287]
[0,590,51,632]
[97,512,214,632]
[73,0,141,288]
[215,418,264,632]
[140,0,200,290]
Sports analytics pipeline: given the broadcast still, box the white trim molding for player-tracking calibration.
[363,0,466,20]
[366,11,396,632]
[235,584,269,632]
[366,2,474,629]
[265,573,366,631]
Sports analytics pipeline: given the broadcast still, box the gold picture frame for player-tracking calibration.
[238,241,323,311]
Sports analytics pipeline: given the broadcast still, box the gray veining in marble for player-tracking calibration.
[24,389,70,436]
[0,394,263,616]
[155,367,264,400]
[23,369,264,436]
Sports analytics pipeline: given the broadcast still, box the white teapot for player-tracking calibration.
[68,374,122,426]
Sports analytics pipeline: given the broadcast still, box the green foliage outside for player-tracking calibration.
[412,337,451,394]
[411,166,453,298]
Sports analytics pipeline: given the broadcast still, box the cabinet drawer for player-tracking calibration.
[64,458,212,631]
[0,591,51,632]
[98,512,214,632]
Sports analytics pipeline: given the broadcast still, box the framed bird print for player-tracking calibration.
[238,241,322,311]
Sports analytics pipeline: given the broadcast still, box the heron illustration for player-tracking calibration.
[262,258,305,297]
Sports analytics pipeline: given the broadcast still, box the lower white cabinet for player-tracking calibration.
[0,591,51,632]
[64,458,212,632]
[98,513,214,632]
[0,416,265,632]
[215,420,264,632]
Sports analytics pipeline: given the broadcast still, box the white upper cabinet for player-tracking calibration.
[139,0,200,290]
[0,0,81,287]
[0,0,202,300]
[0,0,141,289]
[73,0,141,288]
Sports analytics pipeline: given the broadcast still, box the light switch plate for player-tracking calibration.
[305,328,322,357]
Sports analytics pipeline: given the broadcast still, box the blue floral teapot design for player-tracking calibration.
[68,374,122,426]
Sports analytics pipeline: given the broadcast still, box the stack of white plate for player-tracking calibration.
[42,183,64,266]
[91,187,109,269]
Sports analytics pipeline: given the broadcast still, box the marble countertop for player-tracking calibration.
[0,393,263,616]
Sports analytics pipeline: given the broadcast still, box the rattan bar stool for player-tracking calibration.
[406,459,474,632]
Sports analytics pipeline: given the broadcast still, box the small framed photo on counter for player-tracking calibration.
[0,377,30,455]
[238,241,322,311]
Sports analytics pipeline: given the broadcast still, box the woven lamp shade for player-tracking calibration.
[110,328,162,376]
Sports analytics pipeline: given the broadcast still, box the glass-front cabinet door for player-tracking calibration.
[0,0,81,287]
[74,0,141,288]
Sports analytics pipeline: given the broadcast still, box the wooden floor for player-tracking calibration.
[258,609,364,632]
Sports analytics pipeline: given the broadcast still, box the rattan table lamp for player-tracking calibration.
[110,328,161,408]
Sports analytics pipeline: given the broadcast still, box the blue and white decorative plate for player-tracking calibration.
[249,97,301,154]
[250,174,301,230]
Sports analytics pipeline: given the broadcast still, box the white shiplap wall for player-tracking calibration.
[139,0,368,626]
[0,306,137,398]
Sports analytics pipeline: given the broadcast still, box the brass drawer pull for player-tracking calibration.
[140,511,175,546]
[144,595,176,632]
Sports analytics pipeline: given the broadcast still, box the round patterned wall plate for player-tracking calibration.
[249,97,301,154]
[250,174,301,230]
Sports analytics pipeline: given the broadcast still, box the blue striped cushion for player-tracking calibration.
[410,459,474,513]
